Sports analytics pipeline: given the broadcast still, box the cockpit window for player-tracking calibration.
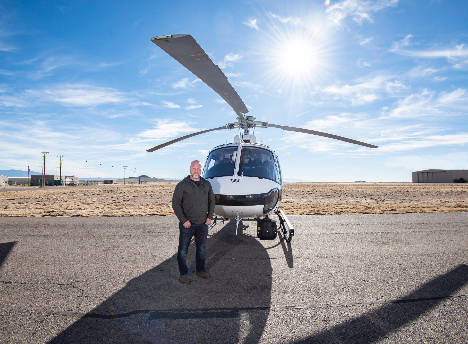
[238,147,277,182]
[203,146,237,178]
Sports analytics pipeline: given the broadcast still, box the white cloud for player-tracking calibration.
[433,76,448,82]
[268,13,302,26]
[388,88,468,118]
[0,42,17,52]
[243,17,259,30]
[385,80,410,94]
[231,80,262,90]
[357,59,371,68]
[407,65,439,78]
[218,53,243,69]
[184,98,202,110]
[224,53,242,62]
[185,105,202,110]
[322,75,391,105]
[172,78,191,89]
[304,113,366,131]
[360,37,373,45]
[391,37,468,67]
[437,88,466,103]
[326,0,399,26]
[34,84,126,106]
[139,119,199,141]
[162,101,180,109]
[0,84,127,108]
[379,133,468,152]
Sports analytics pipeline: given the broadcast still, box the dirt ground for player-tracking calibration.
[0,182,467,217]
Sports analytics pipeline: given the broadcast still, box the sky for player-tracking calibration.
[1,0,467,182]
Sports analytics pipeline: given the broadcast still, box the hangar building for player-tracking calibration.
[412,169,468,183]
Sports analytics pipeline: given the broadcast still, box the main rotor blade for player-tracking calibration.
[146,126,228,152]
[266,124,378,148]
[151,34,248,118]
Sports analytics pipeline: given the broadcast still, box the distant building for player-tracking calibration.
[8,177,30,186]
[31,175,61,186]
[412,169,468,183]
[64,176,79,185]
[0,175,7,186]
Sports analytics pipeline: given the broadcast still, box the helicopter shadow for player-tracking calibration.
[49,220,272,344]
[0,241,16,269]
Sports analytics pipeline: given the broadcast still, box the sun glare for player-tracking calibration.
[256,10,335,97]
[279,40,318,78]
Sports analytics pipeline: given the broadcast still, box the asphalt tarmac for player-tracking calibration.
[1,213,467,343]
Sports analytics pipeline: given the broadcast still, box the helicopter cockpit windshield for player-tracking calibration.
[204,146,237,178]
[238,147,278,182]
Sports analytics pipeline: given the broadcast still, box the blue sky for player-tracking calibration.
[1,0,467,181]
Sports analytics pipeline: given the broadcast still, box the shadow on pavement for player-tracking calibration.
[49,220,272,343]
[293,264,468,344]
[0,241,16,269]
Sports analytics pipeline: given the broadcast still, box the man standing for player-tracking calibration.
[172,160,215,284]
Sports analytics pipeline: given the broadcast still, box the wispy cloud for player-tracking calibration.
[185,98,202,110]
[171,77,201,89]
[360,37,373,45]
[0,41,17,52]
[172,78,190,89]
[225,72,243,78]
[243,17,259,30]
[388,88,468,118]
[139,119,199,141]
[0,84,127,108]
[268,13,302,25]
[231,80,262,90]
[379,133,468,152]
[162,101,180,109]
[322,75,393,105]
[326,0,399,26]
[391,35,468,67]
[218,53,243,69]
[433,76,448,82]
[32,84,126,106]
[407,65,439,78]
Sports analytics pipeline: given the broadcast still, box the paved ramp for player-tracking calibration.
[0,213,467,343]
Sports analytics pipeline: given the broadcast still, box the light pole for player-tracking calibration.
[57,155,63,185]
[41,152,49,187]
[123,166,128,185]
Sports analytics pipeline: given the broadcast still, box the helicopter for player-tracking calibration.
[147,34,377,242]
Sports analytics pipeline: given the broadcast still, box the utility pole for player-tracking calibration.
[41,152,49,187]
[123,166,128,185]
[58,155,63,185]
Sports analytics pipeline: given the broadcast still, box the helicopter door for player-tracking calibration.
[237,147,278,182]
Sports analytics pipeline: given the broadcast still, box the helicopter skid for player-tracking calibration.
[276,209,294,242]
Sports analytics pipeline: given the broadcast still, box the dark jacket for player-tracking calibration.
[172,176,215,224]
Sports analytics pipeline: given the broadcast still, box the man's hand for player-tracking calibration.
[183,220,191,228]
[205,218,212,226]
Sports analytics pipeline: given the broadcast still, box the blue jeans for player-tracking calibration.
[177,222,208,276]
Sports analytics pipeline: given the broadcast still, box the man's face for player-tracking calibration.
[190,162,202,180]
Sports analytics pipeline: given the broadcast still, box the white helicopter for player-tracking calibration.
[147,34,377,242]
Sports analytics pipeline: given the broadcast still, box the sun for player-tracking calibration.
[278,39,319,79]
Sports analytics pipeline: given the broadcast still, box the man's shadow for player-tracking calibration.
[49,220,272,343]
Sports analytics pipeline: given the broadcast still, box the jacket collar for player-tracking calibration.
[185,175,204,185]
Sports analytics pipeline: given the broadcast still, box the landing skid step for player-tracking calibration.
[275,209,294,242]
